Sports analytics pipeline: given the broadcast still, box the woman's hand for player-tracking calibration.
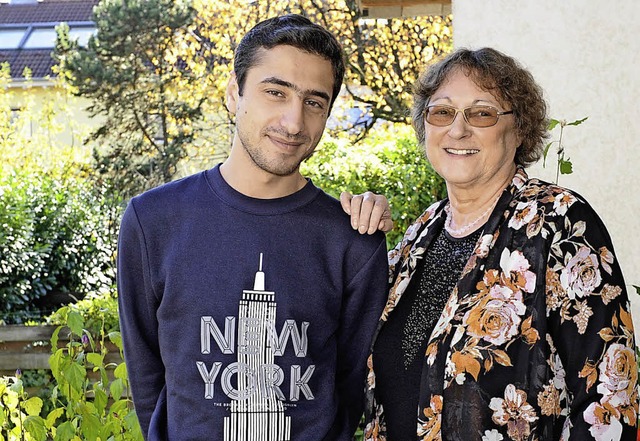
[340,191,394,235]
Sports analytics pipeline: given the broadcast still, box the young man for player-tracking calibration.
[117,15,389,441]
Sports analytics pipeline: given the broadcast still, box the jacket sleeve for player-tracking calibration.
[330,236,389,441]
[117,199,164,438]
[546,197,638,440]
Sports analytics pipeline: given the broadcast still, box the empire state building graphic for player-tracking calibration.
[224,253,292,441]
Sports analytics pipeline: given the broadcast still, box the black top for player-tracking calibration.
[372,226,482,440]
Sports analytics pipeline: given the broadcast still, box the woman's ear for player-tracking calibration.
[225,72,239,114]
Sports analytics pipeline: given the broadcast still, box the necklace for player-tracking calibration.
[444,195,500,236]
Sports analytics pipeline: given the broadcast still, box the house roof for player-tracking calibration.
[0,0,98,80]
[0,0,97,24]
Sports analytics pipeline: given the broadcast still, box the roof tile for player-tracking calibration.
[0,49,55,79]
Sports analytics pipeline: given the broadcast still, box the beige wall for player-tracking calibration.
[6,83,95,161]
[453,0,640,329]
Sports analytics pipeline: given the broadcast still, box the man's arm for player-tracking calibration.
[333,236,389,440]
[117,200,165,438]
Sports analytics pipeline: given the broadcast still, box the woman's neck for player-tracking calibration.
[445,170,515,237]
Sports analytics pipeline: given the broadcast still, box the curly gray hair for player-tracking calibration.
[412,47,548,167]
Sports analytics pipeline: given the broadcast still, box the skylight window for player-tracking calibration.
[3,25,96,49]
[23,28,57,48]
[68,27,95,46]
[0,28,27,49]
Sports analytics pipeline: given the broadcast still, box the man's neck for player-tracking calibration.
[219,158,307,199]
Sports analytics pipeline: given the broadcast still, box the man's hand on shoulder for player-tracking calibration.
[340,191,393,235]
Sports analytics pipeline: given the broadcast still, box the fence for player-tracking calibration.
[0,324,122,376]
[0,325,60,376]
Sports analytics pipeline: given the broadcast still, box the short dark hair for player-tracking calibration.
[234,14,345,113]
[412,47,548,167]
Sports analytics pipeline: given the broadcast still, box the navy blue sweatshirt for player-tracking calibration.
[117,165,388,440]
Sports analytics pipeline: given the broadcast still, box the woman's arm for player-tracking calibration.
[340,191,394,235]
[546,196,638,440]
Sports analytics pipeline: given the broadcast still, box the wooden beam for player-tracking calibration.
[0,325,61,342]
[361,0,450,6]
[0,353,52,371]
[358,0,451,18]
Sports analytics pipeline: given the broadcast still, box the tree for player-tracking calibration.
[317,0,452,138]
[54,0,214,198]
[55,0,451,196]
[195,0,452,141]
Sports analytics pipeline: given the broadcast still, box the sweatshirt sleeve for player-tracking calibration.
[117,199,164,438]
[330,235,389,440]
[545,197,638,440]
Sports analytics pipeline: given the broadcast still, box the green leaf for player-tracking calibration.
[54,420,76,441]
[98,420,118,440]
[86,353,104,368]
[124,410,143,437]
[114,362,128,380]
[45,407,65,428]
[633,285,640,295]
[51,325,62,353]
[67,310,85,337]
[62,362,87,393]
[559,159,573,175]
[110,378,124,401]
[80,413,102,441]
[93,385,108,416]
[567,116,588,126]
[2,389,19,409]
[547,119,560,130]
[109,399,129,416]
[78,401,97,417]
[24,416,47,441]
[98,366,109,385]
[23,396,43,416]
[107,331,122,351]
[8,378,23,394]
[542,141,553,165]
[49,349,66,381]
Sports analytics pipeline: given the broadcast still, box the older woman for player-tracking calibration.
[361,48,638,440]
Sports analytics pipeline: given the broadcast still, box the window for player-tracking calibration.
[0,28,27,49]
[22,28,58,48]
[68,27,95,46]
[4,24,96,50]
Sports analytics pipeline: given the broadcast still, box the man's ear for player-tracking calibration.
[225,72,239,115]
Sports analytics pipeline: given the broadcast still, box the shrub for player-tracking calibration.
[47,289,120,337]
[0,169,117,324]
[302,125,447,248]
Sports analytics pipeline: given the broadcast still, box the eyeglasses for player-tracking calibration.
[424,104,514,128]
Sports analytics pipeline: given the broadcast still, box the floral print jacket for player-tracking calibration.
[364,168,638,441]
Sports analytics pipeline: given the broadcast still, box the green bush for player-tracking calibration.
[302,125,447,248]
[47,289,120,337]
[0,169,117,324]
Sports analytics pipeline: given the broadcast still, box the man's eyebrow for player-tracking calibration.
[261,77,331,103]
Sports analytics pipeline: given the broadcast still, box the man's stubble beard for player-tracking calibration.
[237,126,317,177]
